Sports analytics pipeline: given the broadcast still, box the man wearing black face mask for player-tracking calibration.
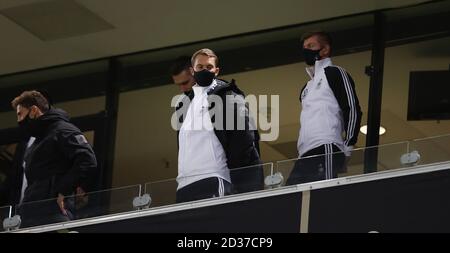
[9,90,55,208]
[174,48,263,203]
[11,90,97,228]
[286,31,362,185]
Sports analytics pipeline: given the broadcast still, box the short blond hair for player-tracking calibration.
[191,48,219,67]
[301,31,333,56]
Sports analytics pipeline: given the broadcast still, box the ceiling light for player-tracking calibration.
[360,125,386,135]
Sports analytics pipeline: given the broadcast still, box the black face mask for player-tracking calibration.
[302,48,322,66]
[18,112,40,137]
[194,69,216,87]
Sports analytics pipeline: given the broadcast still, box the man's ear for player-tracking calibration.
[189,67,194,76]
[321,44,331,58]
[30,105,43,118]
[214,67,220,77]
[29,105,37,118]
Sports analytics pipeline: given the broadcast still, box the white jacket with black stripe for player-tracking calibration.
[297,57,362,157]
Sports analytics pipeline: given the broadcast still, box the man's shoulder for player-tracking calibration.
[324,65,354,82]
[208,79,231,95]
[209,79,244,97]
[52,121,81,136]
[175,91,193,104]
[324,65,348,74]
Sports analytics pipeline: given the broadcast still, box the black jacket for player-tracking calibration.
[22,108,97,203]
[175,79,261,169]
[8,139,27,205]
[207,79,261,169]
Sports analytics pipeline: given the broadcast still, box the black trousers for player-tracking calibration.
[230,165,265,194]
[286,144,345,185]
[176,177,232,203]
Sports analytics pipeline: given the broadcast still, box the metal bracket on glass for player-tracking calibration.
[365,65,374,77]
[3,215,21,231]
[133,193,151,210]
[400,151,421,166]
[264,172,284,188]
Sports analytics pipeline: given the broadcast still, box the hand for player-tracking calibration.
[343,145,353,157]
[341,155,351,174]
[75,186,89,209]
[57,193,68,216]
[76,186,85,196]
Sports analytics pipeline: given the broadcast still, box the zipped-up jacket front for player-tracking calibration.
[298,58,362,157]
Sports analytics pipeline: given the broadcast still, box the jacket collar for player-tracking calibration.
[207,79,238,95]
[305,57,332,80]
[189,78,242,96]
[192,79,218,96]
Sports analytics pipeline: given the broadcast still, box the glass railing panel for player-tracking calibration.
[145,163,274,208]
[409,134,450,165]
[14,184,141,229]
[275,142,409,186]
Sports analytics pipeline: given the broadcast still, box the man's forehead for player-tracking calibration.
[180,69,192,76]
[194,55,216,66]
[304,35,320,45]
[17,105,26,113]
[173,70,192,80]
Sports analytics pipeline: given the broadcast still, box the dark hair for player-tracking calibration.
[11,90,50,112]
[36,89,53,106]
[301,31,333,55]
[169,56,192,76]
